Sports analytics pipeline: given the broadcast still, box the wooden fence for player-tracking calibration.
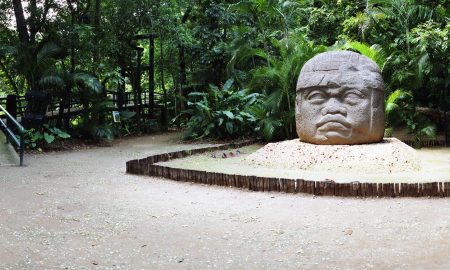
[0,91,167,131]
[0,91,161,118]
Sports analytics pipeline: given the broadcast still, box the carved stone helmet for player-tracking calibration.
[295,51,385,145]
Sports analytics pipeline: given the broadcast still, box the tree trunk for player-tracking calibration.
[178,43,187,111]
[67,0,76,72]
[28,0,38,43]
[149,35,155,118]
[177,8,191,112]
[93,0,101,72]
[11,0,29,44]
[159,33,168,130]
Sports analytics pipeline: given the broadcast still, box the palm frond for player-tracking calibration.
[264,89,285,112]
[38,75,66,90]
[33,57,58,79]
[420,125,436,139]
[72,72,103,94]
[416,52,429,85]
[35,42,62,71]
[341,41,386,69]
[386,89,412,105]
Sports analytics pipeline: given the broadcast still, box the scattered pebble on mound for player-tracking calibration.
[244,138,420,173]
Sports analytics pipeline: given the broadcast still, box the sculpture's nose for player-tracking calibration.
[321,98,347,116]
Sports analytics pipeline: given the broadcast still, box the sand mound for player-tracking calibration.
[244,138,420,173]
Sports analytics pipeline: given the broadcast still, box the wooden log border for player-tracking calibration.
[126,140,449,198]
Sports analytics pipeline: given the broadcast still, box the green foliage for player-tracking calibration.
[409,21,450,106]
[182,79,261,139]
[17,41,64,91]
[386,89,436,147]
[306,6,341,45]
[340,12,373,42]
[64,72,113,141]
[112,110,137,136]
[340,41,386,70]
[1,0,448,144]
[24,124,71,149]
[245,35,326,140]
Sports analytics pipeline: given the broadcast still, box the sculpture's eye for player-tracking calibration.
[307,90,327,103]
[343,90,365,104]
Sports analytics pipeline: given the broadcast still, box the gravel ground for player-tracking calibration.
[0,132,19,166]
[1,132,449,270]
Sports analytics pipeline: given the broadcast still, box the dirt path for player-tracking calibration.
[0,132,19,166]
[1,132,449,270]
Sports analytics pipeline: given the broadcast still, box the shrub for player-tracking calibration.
[181,79,261,139]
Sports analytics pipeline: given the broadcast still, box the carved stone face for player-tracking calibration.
[296,51,385,145]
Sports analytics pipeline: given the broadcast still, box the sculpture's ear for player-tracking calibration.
[295,90,303,114]
[370,89,385,138]
[371,89,383,108]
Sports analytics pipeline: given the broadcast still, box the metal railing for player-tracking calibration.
[0,104,25,166]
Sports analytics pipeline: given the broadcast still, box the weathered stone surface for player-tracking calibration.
[296,51,385,145]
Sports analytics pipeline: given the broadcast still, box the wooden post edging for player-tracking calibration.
[125,140,449,198]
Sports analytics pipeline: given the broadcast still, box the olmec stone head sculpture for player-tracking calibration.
[296,51,384,145]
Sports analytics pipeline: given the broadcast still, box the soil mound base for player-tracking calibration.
[244,138,420,173]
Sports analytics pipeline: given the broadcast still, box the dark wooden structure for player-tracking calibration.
[0,90,166,128]
[134,34,156,118]
[121,33,162,132]
[22,91,51,129]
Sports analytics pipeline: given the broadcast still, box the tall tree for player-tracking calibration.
[93,0,101,71]
[11,0,29,44]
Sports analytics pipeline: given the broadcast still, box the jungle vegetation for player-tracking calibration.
[0,0,448,146]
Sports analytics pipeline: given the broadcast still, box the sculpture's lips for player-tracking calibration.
[316,117,351,130]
